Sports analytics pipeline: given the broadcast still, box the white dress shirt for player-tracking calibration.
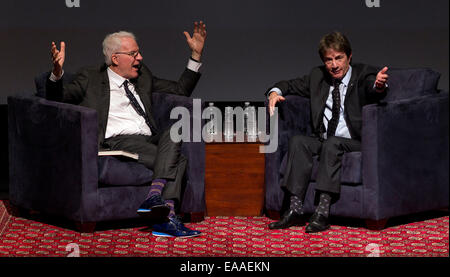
[323,66,352,139]
[105,67,152,138]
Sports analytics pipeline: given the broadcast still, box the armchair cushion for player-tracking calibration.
[98,156,153,187]
[279,151,362,184]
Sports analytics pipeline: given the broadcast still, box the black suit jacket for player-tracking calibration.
[268,63,386,140]
[46,63,201,146]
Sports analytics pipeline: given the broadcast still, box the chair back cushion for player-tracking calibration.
[35,71,76,98]
[384,68,440,101]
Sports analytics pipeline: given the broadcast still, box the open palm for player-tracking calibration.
[184,21,207,61]
[51,41,66,77]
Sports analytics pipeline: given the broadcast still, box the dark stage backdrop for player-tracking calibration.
[1,0,448,104]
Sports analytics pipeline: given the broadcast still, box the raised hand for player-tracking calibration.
[375,66,389,91]
[183,21,207,61]
[51,41,66,78]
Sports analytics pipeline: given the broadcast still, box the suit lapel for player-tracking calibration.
[319,80,330,108]
[132,72,159,132]
[100,69,110,105]
[133,77,152,116]
[311,79,331,133]
[98,69,111,144]
[344,68,358,107]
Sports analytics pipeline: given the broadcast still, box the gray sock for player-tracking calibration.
[315,192,332,217]
[290,195,304,215]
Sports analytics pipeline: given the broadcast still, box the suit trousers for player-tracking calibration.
[103,128,187,202]
[282,135,361,198]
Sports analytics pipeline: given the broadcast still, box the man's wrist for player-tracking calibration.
[187,58,202,72]
[50,69,64,82]
[268,88,282,99]
[374,82,388,92]
[190,52,201,62]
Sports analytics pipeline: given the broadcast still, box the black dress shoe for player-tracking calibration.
[268,209,306,230]
[305,213,330,233]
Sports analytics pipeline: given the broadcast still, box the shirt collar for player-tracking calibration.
[107,67,128,88]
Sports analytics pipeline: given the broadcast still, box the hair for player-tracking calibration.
[102,31,136,66]
[318,31,352,61]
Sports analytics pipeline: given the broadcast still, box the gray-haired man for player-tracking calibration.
[47,22,207,237]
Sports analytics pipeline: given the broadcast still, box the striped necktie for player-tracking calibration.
[327,79,341,138]
[123,80,157,135]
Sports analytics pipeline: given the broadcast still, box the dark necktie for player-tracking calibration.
[327,79,341,138]
[123,80,157,135]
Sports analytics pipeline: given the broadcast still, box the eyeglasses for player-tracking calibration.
[114,50,142,59]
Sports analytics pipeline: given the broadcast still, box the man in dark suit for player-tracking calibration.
[267,32,389,233]
[47,22,207,238]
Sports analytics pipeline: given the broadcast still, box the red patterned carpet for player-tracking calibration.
[0,201,448,257]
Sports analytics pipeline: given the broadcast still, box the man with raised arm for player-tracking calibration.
[267,32,388,233]
[47,22,207,238]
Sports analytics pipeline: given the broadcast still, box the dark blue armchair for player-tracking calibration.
[8,72,206,232]
[264,68,449,229]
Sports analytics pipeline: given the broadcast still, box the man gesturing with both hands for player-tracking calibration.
[47,22,207,238]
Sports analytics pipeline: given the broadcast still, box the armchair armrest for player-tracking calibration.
[8,96,99,221]
[151,92,198,130]
[264,94,312,211]
[268,95,312,154]
[362,93,449,220]
[151,92,206,213]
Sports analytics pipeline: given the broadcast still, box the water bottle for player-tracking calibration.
[224,106,234,139]
[247,106,257,138]
[244,102,250,135]
[207,102,216,135]
[244,102,257,138]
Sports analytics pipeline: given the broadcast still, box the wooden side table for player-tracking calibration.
[205,137,265,216]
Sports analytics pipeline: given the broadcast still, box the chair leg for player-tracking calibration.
[365,219,388,230]
[265,210,281,220]
[75,221,96,233]
[181,212,205,223]
[9,203,30,218]
[190,212,205,223]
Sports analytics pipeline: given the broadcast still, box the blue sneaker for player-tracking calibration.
[152,216,201,238]
[137,194,170,219]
